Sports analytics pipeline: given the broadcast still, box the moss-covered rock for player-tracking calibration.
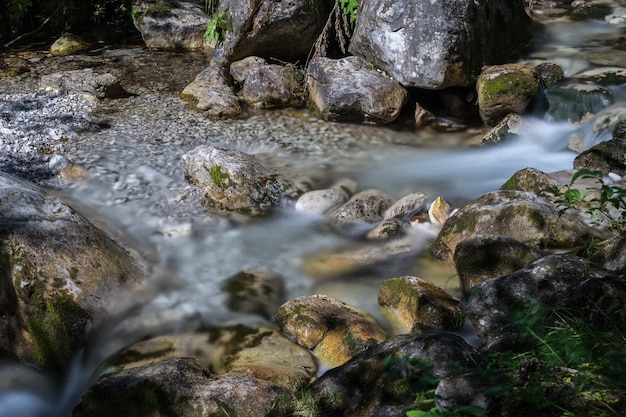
[573,137,626,176]
[429,190,598,263]
[378,276,463,335]
[477,64,539,125]
[274,294,387,367]
[0,173,144,371]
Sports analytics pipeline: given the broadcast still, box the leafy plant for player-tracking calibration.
[339,0,358,26]
[204,7,229,45]
[554,168,626,235]
[210,164,231,190]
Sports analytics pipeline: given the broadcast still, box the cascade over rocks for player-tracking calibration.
[306,56,408,124]
[348,0,532,89]
[0,172,144,370]
[212,0,326,64]
[132,0,210,51]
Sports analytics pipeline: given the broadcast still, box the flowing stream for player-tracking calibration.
[1,2,626,416]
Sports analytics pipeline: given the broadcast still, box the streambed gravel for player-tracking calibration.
[1,46,468,232]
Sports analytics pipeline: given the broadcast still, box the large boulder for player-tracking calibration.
[132,0,210,51]
[274,294,388,367]
[306,56,408,124]
[348,0,532,89]
[0,172,144,370]
[429,190,599,262]
[180,64,242,119]
[212,0,326,64]
[241,64,305,108]
[461,254,626,351]
[309,333,481,417]
[378,276,464,335]
[74,358,286,417]
[181,145,298,216]
[476,64,539,125]
[108,325,317,390]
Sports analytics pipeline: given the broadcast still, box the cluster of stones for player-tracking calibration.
[124,0,626,138]
[3,121,626,415]
[3,0,626,415]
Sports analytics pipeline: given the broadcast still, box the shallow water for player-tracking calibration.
[1,2,626,415]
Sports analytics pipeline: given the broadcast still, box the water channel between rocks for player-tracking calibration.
[1,2,626,416]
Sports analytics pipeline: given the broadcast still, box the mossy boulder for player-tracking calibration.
[309,333,481,416]
[0,172,144,371]
[378,276,464,335]
[453,235,543,295]
[108,324,317,391]
[221,269,285,319]
[477,64,539,125]
[74,358,286,417]
[499,167,560,196]
[573,137,626,176]
[429,190,597,263]
[274,294,388,367]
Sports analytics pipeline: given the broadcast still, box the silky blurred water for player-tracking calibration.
[1,2,626,415]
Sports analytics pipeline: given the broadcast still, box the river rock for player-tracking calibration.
[544,80,614,123]
[181,145,296,215]
[500,167,561,196]
[476,64,539,125]
[0,172,144,370]
[534,62,565,88]
[429,190,598,262]
[453,235,544,295]
[309,333,481,417]
[212,0,325,64]
[74,358,286,417]
[230,56,268,85]
[295,187,350,215]
[302,232,429,280]
[383,191,429,221]
[460,254,626,351]
[348,0,532,89]
[329,188,395,226]
[39,68,126,99]
[575,67,626,86]
[274,294,387,367]
[108,324,317,390]
[180,64,242,119]
[49,33,91,56]
[131,0,209,51]
[481,113,528,144]
[573,137,626,176]
[306,56,408,124]
[378,276,463,335]
[221,269,285,319]
[242,64,304,108]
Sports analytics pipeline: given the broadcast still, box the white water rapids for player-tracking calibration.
[2,3,626,416]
